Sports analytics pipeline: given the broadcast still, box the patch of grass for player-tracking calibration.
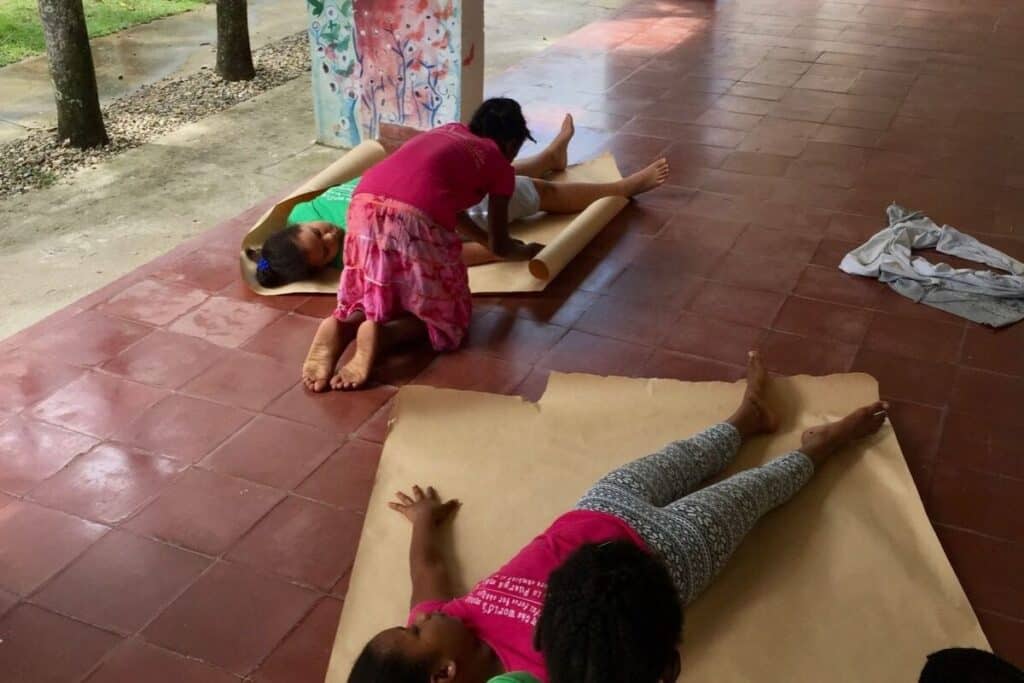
[0,0,205,66]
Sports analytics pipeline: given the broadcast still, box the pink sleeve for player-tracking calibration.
[407,600,448,625]
[487,150,516,197]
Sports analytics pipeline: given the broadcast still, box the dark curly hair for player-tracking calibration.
[347,638,432,683]
[535,540,683,683]
[468,97,535,155]
[919,648,1023,682]
[245,224,311,288]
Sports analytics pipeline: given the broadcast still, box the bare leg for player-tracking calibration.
[512,114,575,178]
[331,315,428,390]
[302,312,363,393]
[533,158,670,213]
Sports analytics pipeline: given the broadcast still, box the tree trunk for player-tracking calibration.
[216,0,255,81]
[36,0,109,148]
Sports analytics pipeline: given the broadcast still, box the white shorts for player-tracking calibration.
[466,175,541,230]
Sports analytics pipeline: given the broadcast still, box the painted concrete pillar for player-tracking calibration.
[306,0,483,148]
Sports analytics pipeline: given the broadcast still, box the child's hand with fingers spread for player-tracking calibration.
[389,485,461,526]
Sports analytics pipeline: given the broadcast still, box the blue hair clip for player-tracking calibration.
[257,257,270,272]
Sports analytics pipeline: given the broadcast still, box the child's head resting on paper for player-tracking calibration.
[349,611,498,683]
[347,540,683,683]
[246,221,341,287]
[535,540,683,683]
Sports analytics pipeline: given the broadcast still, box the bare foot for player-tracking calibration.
[621,158,670,196]
[727,351,778,439]
[302,316,356,393]
[331,319,380,391]
[800,401,889,468]
[547,114,574,171]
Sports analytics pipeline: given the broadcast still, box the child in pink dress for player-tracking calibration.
[302,98,542,392]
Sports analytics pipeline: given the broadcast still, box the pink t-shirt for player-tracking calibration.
[355,123,515,229]
[409,511,646,681]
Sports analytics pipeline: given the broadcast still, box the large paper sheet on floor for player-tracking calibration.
[240,145,626,296]
[325,372,987,683]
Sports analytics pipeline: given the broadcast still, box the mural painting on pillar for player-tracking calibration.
[306,0,482,148]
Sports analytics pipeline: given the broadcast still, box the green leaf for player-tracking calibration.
[307,0,324,15]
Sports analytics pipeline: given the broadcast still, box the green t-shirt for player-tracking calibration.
[286,176,360,269]
[488,674,540,683]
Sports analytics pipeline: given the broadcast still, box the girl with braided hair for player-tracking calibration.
[348,352,890,683]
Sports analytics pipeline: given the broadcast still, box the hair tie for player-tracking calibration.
[257,257,270,272]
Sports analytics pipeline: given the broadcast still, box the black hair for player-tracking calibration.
[245,224,311,288]
[468,97,535,154]
[348,639,432,683]
[535,540,683,683]
[919,648,1023,683]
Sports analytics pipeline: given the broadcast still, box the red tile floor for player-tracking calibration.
[3,0,1024,679]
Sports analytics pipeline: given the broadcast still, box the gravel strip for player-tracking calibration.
[0,31,311,200]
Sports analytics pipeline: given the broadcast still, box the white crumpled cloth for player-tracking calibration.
[840,204,1024,327]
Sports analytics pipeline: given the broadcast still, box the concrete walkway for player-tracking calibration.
[0,0,308,144]
[0,0,630,340]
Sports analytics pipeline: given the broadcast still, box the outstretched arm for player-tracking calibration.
[487,194,542,261]
[389,485,461,609]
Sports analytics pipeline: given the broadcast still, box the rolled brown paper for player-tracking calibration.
[527,193,629,281]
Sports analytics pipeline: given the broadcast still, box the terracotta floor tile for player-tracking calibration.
[694,108,763,131]
[700,168,779,199]
[22,311,152,368]
[252,597,344,683]
[201,415,339,490]
[413,351,533,395]
[826,212,884,242]
[714,95,776,116]
[794,266,885,310]
[851,349,957,407]
[538,330,652,377]
[114,394,252,464]
[215,279,309,312]
[502,290,598,329]
[813,124,883,148]
[83,638,239,683]
[27,372,167,440]
[772,296,872,345]
[180,350,298,412]
[663,311,765,366]
[465,311,568,364]
[687,280,786,327]
[240,313,322,368]
[862,313,965,364]
[751,200,832,234]
[513,366,552,403]
[709,250,805,293]
[643,349,747,383]
[153,249,238,293]
[949,367,1024,426]
[0,604,121,683]
[732,225,821,262]
[662,141,732,173]
[658,214,746,251]
[884,400,942,469]
[0,417,99,496]
[0,501,107,594]
[975,611,1024,666]
[935,525,1024,618]
[228,496,363,590]
[760,330,857,376]
[736,130,809,157]
[929,464,1024,544]
[719,150,792,177]
[603,133,673,169]
[354,399,394,444]
[168,297,284,348]
[98,279,209,327]
[811,237,860,268]
[265,383,396,437]
[0,350,84,415]
[101,330,225,389]
[729,82,788,101]
[826,108,894,130]
[143,561,318,675]
[29,444,185,525]
[0,588,15,617]
[125,468,285,556]
[31,530,209,634]
[937,411,1024,480]
[294,296,337,318]
[295,439,381,512]
[960,323,1024,377]
[573,293,687,347]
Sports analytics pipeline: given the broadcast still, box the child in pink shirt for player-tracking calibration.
[302,98,543,393]
[347,352,890,683]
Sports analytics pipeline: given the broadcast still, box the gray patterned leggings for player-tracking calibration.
[576,423,814,605]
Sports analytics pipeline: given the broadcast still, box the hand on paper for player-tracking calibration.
[389,485,461,526]
[502,239,544,261]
